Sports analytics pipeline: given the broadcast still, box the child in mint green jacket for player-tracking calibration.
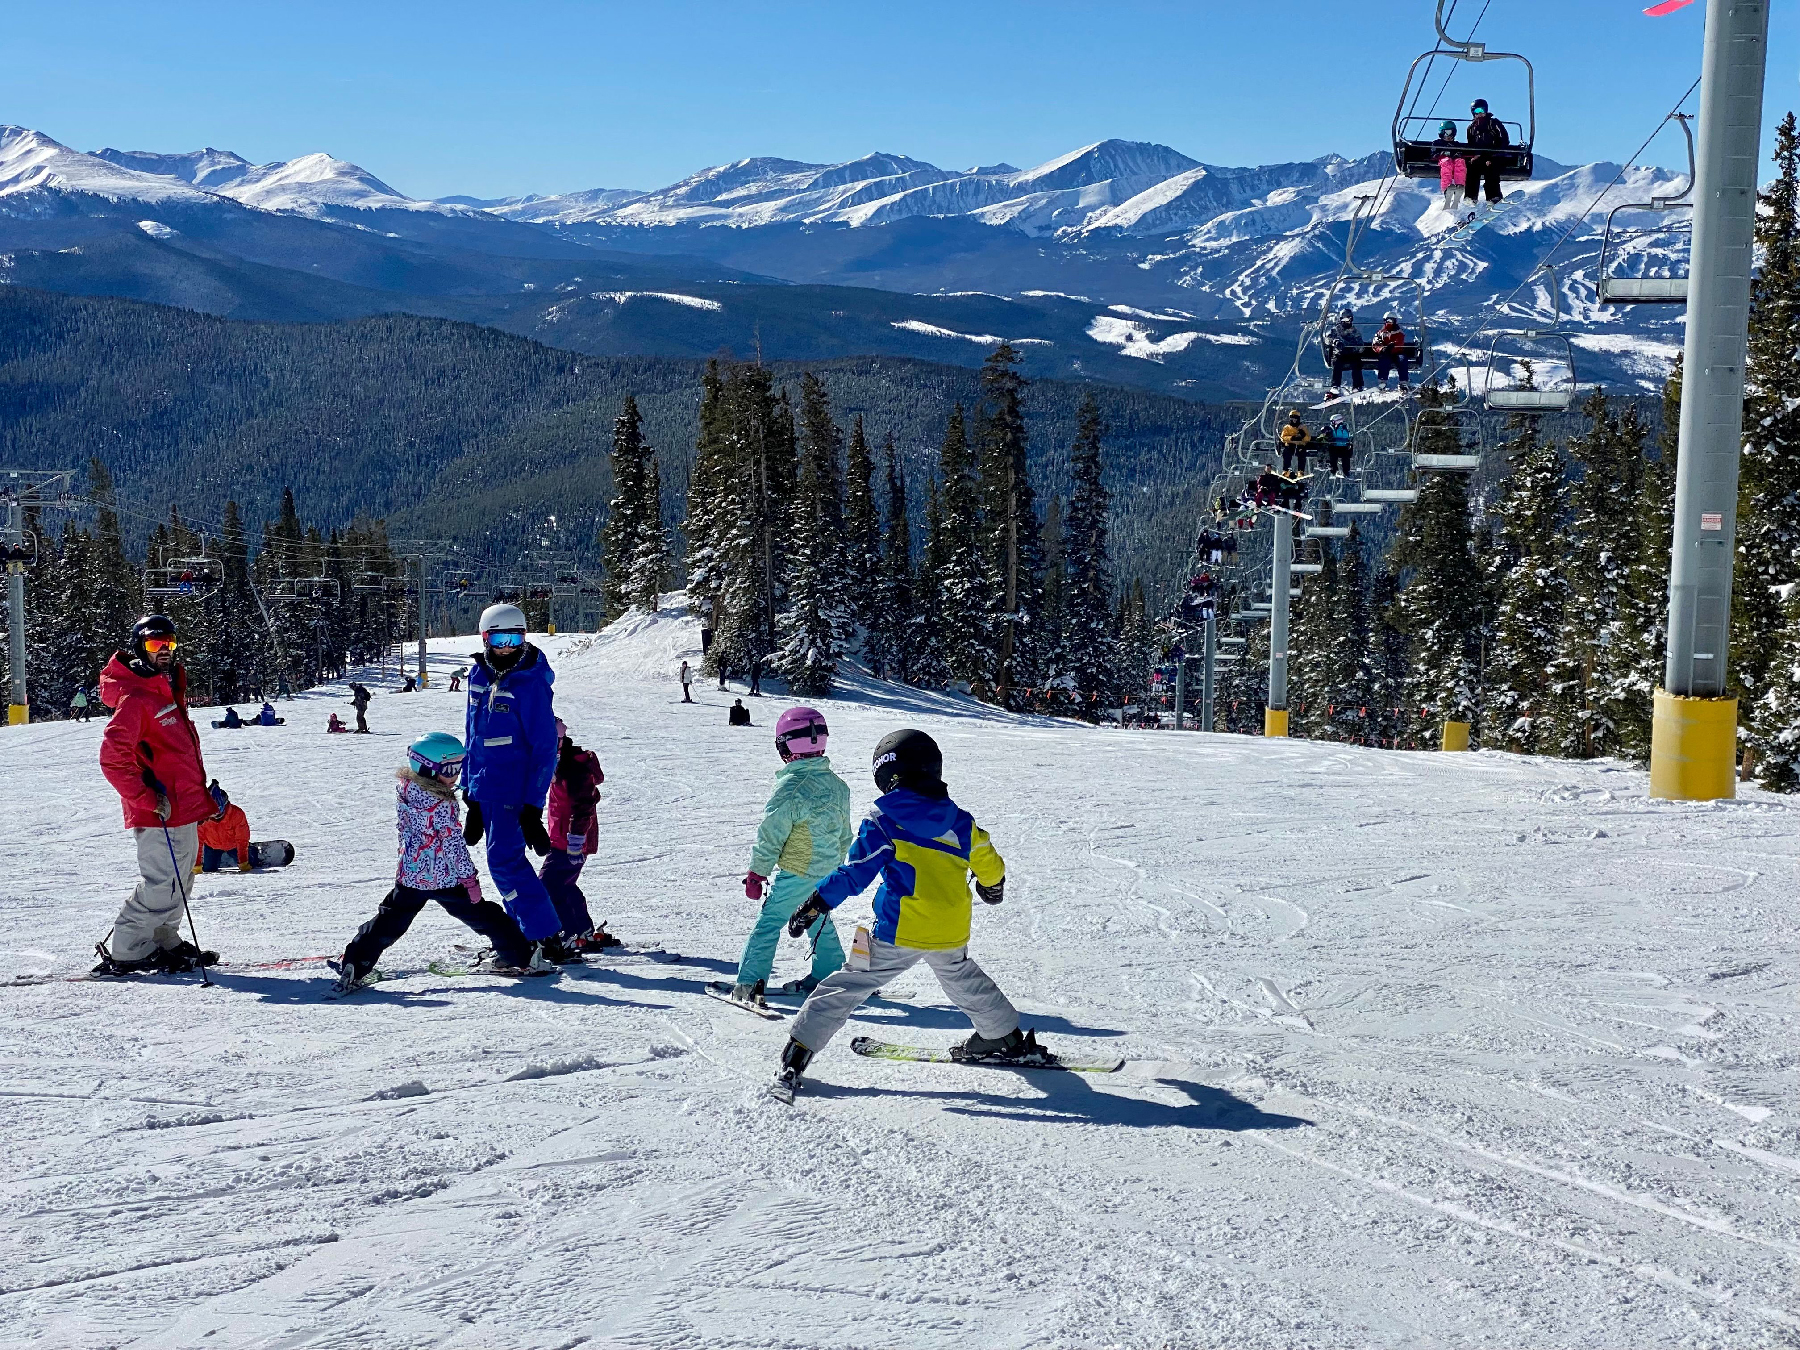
[728,707,853,1008]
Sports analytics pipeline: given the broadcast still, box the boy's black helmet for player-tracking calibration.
[131,614,177,659]
[872,729,942,795]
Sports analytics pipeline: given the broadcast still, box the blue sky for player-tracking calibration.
[13,1,1796,198]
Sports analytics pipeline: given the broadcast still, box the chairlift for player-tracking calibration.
[1305,525,1351,539]
[146,556,219,598]
[1315,198,1432,386]
[1409,400,1484,471]
[351,572,386,594]
[1392,2,1535,182]
[1597,114,1695,305]
[2,531,38,568]
[1482,264,1578,411]
[1290,562,1324,575]
[1364,488,1420,503]
[1328,501,1386,515]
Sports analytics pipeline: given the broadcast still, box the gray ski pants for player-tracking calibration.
[108,822,199,960]
[789,937,1018,1054]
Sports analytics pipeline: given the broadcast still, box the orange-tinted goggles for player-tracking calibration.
[141,636,178,654]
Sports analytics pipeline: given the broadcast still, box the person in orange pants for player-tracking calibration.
[195,781,252,873]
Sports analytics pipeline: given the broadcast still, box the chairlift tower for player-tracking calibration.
[3,469,77,725]
[1651,0,1768,800]
[1266,514,1294,737]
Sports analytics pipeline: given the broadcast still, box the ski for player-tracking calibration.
[323,964,393,998]
[427,959,554,979]
[849,1035,1125,1074]
[704,984,786,1019]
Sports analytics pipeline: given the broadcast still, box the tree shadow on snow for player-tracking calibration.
[809,1073,1310,1132]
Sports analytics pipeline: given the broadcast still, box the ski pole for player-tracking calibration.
[162,822,213,988]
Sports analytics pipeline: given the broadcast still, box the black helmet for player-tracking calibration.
[872,729,943,796]
[131,614,177,660]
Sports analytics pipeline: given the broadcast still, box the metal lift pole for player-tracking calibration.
[1201,610,1217,734]
[1174,645,1186,730]
[1651,0,1769,800]
[1266,514,1293,737]
[5,496,24,725]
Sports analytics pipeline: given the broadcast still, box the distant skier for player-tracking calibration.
[69,687,90,722]
[679,660,694,703]
[93,615,217,975]
[729,699,752,727]
[770,729,1032,1102]
[449,668,464,693]
[538,718,614,955]
[401,675,417,694]
[194,781,252,874]
[327,712,350,734]
[331,732,536,993]
[461,603,574,964]
[350,682,373,734]
[727,708,852,1011]
[1464,98,1509,205]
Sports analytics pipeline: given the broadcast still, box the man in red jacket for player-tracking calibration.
[95,615,217,973]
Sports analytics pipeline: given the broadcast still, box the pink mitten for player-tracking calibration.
[463,874,485,906]
[744,871,767,901]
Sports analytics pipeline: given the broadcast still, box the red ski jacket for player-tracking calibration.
[196,804,251,866]
[99,654,211,829]
[547,743,603,854]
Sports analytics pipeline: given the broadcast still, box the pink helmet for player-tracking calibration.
[775,706,829,761]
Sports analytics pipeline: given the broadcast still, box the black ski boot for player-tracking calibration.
[952,1027,1047,1064]
[768,1038,812,1104]
[330,951,374,996]
[91,943,154,978]
[156,940,218,970]
[536,933,584,965]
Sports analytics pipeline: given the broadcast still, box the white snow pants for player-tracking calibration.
[789,938,1018,1053]
[108,823,199,960]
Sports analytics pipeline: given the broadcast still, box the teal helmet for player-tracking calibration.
[407,731,466,779]
[1439,120,1457,136]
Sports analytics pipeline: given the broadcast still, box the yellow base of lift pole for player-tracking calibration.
[1649,690,1737,800]
[1441,720,1471,752]
[6,704,25,726]
[1264,708,1289,738]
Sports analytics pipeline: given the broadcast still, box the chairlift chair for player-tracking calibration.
[351,572,386,594]
[1392,1,1535,182]
[1597,114,1695,306]
[1409,402,1484,471]
[2,531,38,569]
[1482,263,1579,411]
[146,556,219,598]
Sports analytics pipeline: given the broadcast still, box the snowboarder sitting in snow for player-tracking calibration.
[769,729,1034,1102]
[327,713,349,734]
[195,781,252,874]
[728,699,751,727]
[728,708,852,1011]
[538,718,617,956]
[461,603,574,965]
[257,702,281,726]
[332,732,534,994]
[219,706,244,729]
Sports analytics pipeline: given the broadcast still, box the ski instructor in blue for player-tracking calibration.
[461,602,572,966]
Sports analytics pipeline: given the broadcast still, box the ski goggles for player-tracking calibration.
[776,720,828,753]
[484,630,526,649]
[140,636,178,654]
[412,753,464,778]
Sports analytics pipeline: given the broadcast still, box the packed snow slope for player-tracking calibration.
[2,605,1796,1348]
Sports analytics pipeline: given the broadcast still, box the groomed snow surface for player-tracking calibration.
[3,602,1797,1348]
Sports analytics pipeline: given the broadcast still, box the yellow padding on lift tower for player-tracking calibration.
[1264,707,1289,738]
[1649,689,1737,800]
[6,704,24,726]
[1441,720,1471,752]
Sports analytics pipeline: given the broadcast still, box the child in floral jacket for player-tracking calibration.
[332,732,536,993]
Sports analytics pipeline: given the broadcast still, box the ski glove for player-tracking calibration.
[744,871,767,902]
[463,874,485,906]
[786,892,830,938]
[976,879,1005,906]
[519,805,552,856]
[565,834,586,855]
[462,798,485,846]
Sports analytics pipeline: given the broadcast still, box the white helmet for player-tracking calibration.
[479,602,527,635]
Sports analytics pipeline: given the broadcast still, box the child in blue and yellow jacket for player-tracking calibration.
[726,706,854,1008]
[770,729,1036,1101]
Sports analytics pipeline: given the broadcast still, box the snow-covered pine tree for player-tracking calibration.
[708,363,793,683]
[1389,390,1485,744]
[1037,495,1067,710]
[1366,565,1413,747]
[601,395,649,622]
[842,414,882,662]
[975,344,1042,705]
[86,459,141,657]
[1112,578,1156,724]
[1737,113,1800,770]
[1541,392,1648,759]
[1289,536,1342,739]
[774,373,848,696]
[1481,391,1568,754]
[1217,610,1269,735]
[909,473,949,688]
[1061,393,1116,718]
[935,403,990,689]
[684,362,734,667]
[629,449,669,615]
[872,432,916,682]
[1325,528,1379,743]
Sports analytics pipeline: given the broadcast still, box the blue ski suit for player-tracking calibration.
[465,644,561,941]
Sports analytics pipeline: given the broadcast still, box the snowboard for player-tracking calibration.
[249,840,295,868]
[1441,199,1515,246]
[850,1035,1125,1074]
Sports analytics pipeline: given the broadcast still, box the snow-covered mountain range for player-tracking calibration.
[0,125,1693,397]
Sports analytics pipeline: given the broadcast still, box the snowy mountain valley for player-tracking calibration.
[0,126,1693,398]
[2,608,1795,1348]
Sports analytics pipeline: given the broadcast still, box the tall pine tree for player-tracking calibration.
[842,413,882,664]
[601,395,650,621]
[1061,393,1117,717]
[774,373,848,695]
[975,344,1042,705]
